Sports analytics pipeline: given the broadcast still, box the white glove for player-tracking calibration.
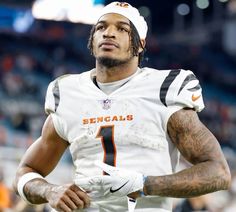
[93,160,145,197]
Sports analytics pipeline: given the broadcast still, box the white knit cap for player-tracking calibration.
[97,2,148,39]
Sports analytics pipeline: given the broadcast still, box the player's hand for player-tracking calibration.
[45,184,90,212]
[94,161,145,197]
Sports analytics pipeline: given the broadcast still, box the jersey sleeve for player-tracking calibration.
[44,80,57,115]
[167,69,205,112]
[168,70,205,112]
[160,69,205,131]
[44,79,68,141]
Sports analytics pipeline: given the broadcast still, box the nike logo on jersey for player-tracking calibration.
[110,181,129,193]
[192,94,201,102]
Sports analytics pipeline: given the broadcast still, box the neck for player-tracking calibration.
[95,57,139,83]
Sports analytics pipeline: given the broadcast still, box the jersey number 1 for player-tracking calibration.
[96,125,117,174]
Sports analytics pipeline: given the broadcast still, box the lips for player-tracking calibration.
[99,41,119,49]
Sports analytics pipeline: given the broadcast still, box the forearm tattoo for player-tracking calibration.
[144,109,230,198]
[24,179,51,204]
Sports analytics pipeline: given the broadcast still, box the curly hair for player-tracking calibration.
[87,21,146,66]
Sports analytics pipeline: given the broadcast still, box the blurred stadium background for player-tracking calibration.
[0,0,236,211]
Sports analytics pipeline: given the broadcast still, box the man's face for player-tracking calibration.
[92,13,134,67]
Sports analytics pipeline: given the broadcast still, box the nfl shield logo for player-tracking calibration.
[101,99,112,110]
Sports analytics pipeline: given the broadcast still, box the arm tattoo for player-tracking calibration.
[24,179,52,204]
[144,109,231,198]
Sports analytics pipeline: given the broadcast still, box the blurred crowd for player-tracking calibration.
[0,17,236,211]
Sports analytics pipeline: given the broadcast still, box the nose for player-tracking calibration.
[103,26,116,38]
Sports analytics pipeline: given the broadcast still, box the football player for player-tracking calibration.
[13,2,231,212]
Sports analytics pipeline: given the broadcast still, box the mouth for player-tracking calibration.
[99,41,119,50]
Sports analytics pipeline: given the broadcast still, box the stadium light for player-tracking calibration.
[13,10,34,33]
[139,6,151,18]
[177,3,190,16]
[196,0,210,9]
[32,0,104,24]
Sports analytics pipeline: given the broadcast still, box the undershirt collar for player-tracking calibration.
[94,69,140,95]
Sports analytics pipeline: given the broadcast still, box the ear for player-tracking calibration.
[138,39,146,53]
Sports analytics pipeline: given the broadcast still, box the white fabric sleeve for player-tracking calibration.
[166,70,204,111]
[44,80,57,115]
[44,79,68,141]
[161,69,205,131]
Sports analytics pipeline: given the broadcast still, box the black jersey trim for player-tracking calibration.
[53,80,60,112]
[187,84,201,92]
[92,76,99,88]
[178,74,197,95]
[160,69,181,106]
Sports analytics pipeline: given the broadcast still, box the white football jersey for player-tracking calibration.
[45,67,204,212]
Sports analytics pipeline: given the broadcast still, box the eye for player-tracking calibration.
[96,25,105,31]
[118,27,129,32]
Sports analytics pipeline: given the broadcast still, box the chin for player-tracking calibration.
[97,56,129,68]
[98,52,117,59]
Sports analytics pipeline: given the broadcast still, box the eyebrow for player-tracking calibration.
[96,20,131,27]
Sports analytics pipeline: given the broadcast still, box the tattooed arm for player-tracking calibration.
[143,108,231,198]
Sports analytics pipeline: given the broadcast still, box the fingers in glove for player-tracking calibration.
[94,160,118,175]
